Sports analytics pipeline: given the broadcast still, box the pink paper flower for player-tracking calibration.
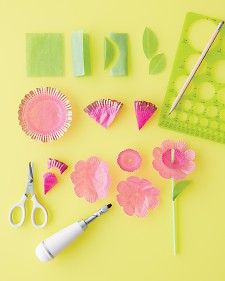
[117,176,160,217]
[70,157,111,203]
[152,140,196,180]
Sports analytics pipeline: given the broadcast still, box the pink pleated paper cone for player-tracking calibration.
[84,99,123,128]
[134,101,157,130]
[48,158,68,174]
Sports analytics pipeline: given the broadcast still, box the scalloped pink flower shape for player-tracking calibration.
[117,176,160,217]
[70,157,111,203]
[152,140,196,180]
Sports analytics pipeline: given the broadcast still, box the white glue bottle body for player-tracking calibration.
[36,221,86,262]
[35,204,112,262]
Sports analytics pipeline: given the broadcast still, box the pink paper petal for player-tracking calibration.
[43,172,58,194]
[70,156,111,203]
[184,149,196,161]
[84,99,123,128]
[117,149,142,172]
[18,87,72,142]
[161,140,174,151]
[48,158,68,174]
[134,101,157,130]
[117,176,160,217]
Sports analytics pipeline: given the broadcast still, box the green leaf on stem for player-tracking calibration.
[173,180,192,201]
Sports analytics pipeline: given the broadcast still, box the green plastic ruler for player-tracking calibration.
[159,12,225,144]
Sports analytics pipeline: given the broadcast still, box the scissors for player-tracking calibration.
[9,162,48,229]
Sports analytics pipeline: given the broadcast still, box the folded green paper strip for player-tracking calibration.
[110,33,128,76]
[104,37,115,69]
[71,31,91,76]
[26,33,64,77]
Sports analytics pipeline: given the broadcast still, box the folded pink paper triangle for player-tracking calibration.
[84,99,123,128]
[134,101,157,130]
[43,172,58,194]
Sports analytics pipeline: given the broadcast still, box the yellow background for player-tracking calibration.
[1,0,225,280]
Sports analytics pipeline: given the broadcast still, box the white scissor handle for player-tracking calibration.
[31,195,48,229]
[9,195,27,228]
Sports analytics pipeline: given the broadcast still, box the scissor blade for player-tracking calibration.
[25,162,34,196]
[28,162,34,181]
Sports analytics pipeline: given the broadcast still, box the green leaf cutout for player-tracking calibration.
[173,180,192,201]
[104,37,115,69]
[143,27,158,59]
[149,53,166,74]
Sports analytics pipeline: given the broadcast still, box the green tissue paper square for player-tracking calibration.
[26,33,64,77]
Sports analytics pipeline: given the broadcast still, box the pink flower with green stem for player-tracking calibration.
[152,140,196,255]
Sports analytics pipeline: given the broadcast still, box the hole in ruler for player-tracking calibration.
[217,88,225,104]
[175,75,193,94]
[199,118,208,127]
[206,106,218,118]
[213,60,225,84]
[188,19,218,52]
[219,109,225,120]
[178,112,188,122]
[198,82,215,101]
[210,121,218,129]
[186,54,207,74]
[193,102,205,114]
[189,114,199,124]
[182,100,192,111]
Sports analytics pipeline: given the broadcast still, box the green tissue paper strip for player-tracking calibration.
[110,33,128,76]
[71,31,91,76]
[26,33,64,77]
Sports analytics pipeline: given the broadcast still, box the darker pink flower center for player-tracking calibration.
[162,149,186,169]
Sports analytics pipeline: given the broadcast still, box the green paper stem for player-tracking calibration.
[171,148,177,256]
[172,178,177,256]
